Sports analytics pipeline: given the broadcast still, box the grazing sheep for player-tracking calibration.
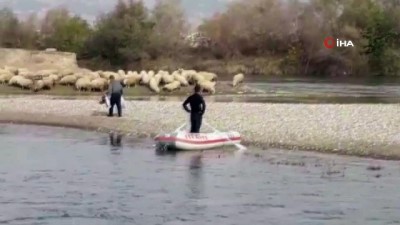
[124,76,141,87]
[118,69,125,77]
[100,71,118,80]
[42,78,54,89]
[130,71,140,77]
[0,73,13,84]
[59,69,74,77]
[149,77,161,93]
[17,77,34,90]
[140,72,151,85]
[198,71,217,81]
[233,73,245,87]
[59,75,78,86]
[19,70,33,78]
[88,72,100,81]
[8,75,23,86]
[33,80,45,92]
[0,74,7,84]
[163,81,181,92]
[75,77,91,91]
[199,80,216,94]
[172,73,189,86]
[192,73,205,84]
[154,73,162,84]
[148,70,155,77]
[161,73,174,84]
[90,78,108,91]
[48,74,60,83]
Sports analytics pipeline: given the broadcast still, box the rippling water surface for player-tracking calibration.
[0,124,399,225]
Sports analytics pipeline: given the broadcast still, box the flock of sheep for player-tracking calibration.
[0,66,245,94]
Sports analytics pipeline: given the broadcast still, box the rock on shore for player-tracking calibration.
[0,96,399,159]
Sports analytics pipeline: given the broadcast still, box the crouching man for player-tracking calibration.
[107,75,124,117]
[182,85,206,133]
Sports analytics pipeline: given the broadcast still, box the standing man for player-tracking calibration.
[183,85,206,133]
[107,75,124,117]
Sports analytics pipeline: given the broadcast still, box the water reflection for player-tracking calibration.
[187,153,205,200]
[109,132,123,152]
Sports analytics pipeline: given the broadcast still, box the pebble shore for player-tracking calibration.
[0,95,399,159]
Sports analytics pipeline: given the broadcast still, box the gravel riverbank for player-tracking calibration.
[0,95,399,159]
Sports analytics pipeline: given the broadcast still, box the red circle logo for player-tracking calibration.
[324,37,335,49]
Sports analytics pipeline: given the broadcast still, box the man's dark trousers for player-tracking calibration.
[109,93,122,117]
[190,112,202,133]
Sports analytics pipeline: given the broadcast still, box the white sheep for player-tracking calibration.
[42,78,54,89]
[161,73,174,84]
[140,73,151,85]
[233,73,245,87]
[48,74,60,83]
[199,80,216,94]
[17,77,34,89]
[0,73,13,84]
[192,73,205,84]
[33,80,45,92]
[198,71,217,81]
[60,75,78,86]
[123,76,141,87]
[149,77,161,93]
[101,71,119,80]
[91,72,101,80]
[180,70,197,83]
[163,81,181,92]
[154,73,162,84]
[59,69,74,77]
[0,74,7,84]
[90,78,108,91]
[118,69,126,77]
[172,73,189,86]
[75,77,91,91]
[132,71,140,77]
[19,70,33,78]
[148,70,155,77]
[8,75,23,86]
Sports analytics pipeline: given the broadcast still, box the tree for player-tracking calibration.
[84,0,154,65]
[19,13,41,49]
[39,7,92,53]
[147,0,188,57]
[0,8,22,47]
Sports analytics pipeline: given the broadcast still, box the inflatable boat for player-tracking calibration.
[155,130,242,151]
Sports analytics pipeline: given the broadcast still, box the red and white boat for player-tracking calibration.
[155,130,242,151]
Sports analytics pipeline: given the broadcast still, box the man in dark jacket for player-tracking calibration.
[183,85,206,133]
[107,75,124,117]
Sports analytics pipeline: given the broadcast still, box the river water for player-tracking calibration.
[0,124,400,225]
[120,81,400,104]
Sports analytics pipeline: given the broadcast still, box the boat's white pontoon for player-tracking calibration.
[155,123,242,151]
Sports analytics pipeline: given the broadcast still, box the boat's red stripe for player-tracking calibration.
[155,136,241,144]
